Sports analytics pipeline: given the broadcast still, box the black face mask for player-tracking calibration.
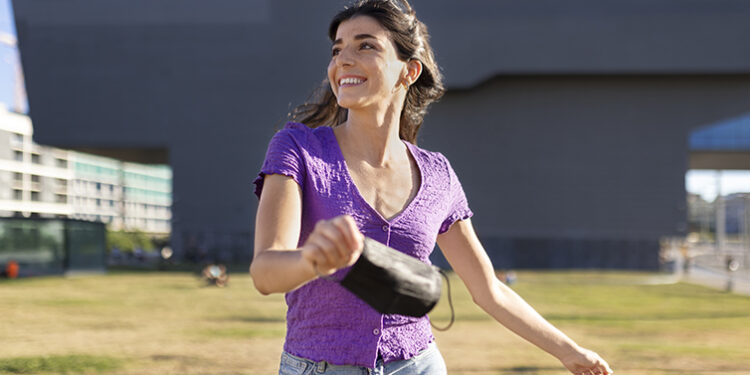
[322,238,442,318]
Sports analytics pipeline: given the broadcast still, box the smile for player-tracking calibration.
[338,77,367,87]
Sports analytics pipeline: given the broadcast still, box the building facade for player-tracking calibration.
[69,152,171,234]
[0,107,72,218]
[0,108,171,235]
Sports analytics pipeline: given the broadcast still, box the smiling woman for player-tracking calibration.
[250,1,613,374]
[290,0,443,144]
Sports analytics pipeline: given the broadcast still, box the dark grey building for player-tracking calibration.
[13,0,750,269]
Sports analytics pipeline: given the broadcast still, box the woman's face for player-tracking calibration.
[328,15,408,112]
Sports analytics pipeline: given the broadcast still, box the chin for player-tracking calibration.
[336,97,368,110]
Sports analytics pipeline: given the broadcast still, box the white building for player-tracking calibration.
[0,107,72,218]
[0,108,171,235]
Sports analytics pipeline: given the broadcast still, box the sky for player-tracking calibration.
[0,0,21,111]
[686,170,750,201]
[0,0,746,197]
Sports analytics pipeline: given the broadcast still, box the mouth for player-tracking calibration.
[338,76,367,88]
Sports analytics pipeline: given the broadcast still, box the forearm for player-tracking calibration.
[473,279,580,360]
[250,248,316,295]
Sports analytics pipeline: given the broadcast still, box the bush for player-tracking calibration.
[106,229,156,253]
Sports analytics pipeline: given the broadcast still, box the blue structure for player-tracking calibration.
[690,113,750,170]
[691,114,750,152]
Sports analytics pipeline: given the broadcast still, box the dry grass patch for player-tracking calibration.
[2,271,750,374]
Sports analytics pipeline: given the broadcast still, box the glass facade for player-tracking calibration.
[70,152,172,234]
[0,219,65,275]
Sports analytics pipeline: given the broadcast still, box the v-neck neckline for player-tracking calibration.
[327,126,424,224]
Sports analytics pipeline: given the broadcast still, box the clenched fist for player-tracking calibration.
[300,215,364,277]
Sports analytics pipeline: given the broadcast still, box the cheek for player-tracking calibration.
[382,62,404,89]
[327,63,338,96]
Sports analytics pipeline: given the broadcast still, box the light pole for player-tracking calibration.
[716,170,726,255]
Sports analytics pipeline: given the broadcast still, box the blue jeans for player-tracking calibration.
[278,342,447,375]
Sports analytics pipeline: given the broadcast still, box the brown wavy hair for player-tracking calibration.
[289,0,445,144]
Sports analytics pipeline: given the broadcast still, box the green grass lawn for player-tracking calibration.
[1,271,749,374]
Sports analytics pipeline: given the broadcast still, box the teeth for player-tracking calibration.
[339,77,365,86]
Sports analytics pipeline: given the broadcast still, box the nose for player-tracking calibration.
[336,47,355,67]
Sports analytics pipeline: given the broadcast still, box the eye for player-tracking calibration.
[331,47,341,57]
[359,42,374,50]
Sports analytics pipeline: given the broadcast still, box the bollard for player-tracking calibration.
[726,256,739,292]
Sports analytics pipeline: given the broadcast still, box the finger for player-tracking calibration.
[316,222,350,262]
[333,216,362,256]
[304,230,340,271]
[312,234,341,267]
[344,215,365,251]
[330,217,356,253]
[328,217,360,260]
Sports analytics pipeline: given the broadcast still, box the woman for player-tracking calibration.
[251,1,613,374]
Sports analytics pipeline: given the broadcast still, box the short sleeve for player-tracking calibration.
[253,124,307,199]
[438,155,473,234]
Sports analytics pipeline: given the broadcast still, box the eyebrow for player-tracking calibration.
[332,33,378,46]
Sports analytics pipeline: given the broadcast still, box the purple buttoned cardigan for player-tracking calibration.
[253,122,473,368]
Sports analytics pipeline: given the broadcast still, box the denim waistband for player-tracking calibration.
[280,341,441,374]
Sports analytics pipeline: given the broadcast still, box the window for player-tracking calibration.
[13,172,22,181]
[55,194,67,204]
[13,150,23,162]
[31,191,40,201]
[12,133,23,143]
[31,153,41,164]
[31,175,41,183]
[55,158,68,168]
[56,178,67,187]
[13,189,22,200]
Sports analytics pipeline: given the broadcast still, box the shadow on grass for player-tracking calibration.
[0,355,122,374]
[458,366,563,373]
[150,354,206,365]
[506,367,564,373]
[213,315,286,323]
[195,327,286,339]
[547,311,750,322]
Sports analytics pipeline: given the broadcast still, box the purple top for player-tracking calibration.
[253,122,473,368]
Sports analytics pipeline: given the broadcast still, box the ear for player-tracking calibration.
[404,59,423,86]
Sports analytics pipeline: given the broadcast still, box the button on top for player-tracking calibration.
[381,224,389,232]
[373,328,380,335]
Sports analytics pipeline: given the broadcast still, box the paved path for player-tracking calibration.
[682,266,750,296]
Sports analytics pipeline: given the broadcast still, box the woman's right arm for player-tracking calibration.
[250,174,362,295]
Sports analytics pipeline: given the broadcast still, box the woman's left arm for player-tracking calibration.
[436,218,613,375]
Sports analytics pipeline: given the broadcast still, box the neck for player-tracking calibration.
[336,102,406,167]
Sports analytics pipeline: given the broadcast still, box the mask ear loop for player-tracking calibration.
[430,269,454,331]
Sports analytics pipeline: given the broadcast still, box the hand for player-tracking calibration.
[300,215,364,277]
[560,347,613,375]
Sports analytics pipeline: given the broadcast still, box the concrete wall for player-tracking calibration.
[421,75,750,268]
[12,0,750,267]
